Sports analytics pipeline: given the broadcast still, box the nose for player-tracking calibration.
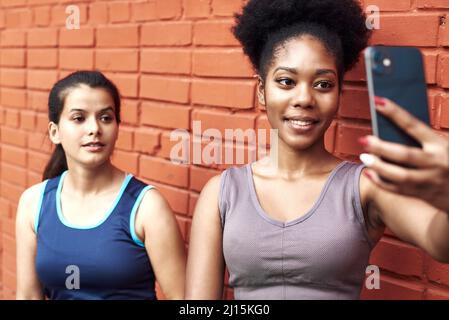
[86,116,102,136]
[292,82,314,109]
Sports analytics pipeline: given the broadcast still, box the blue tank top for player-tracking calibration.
[35,171,156,300]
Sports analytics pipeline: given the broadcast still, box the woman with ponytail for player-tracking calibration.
[15,71,186,300]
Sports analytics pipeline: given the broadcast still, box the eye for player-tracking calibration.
[277,78,295,87]
[314,81,335,90]
[100,114,114,122]
[72,115,84,122]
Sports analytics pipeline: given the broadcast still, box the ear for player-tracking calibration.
[257,76,266,109]
[48,121,61,145]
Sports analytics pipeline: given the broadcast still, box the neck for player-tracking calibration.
[269,137,340,178]
[64,161,124,197]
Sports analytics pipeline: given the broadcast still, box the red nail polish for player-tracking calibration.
[363,170,373,180]
[374,96,386,107]
[358,136,369,147]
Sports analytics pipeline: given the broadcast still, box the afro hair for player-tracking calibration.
[232,0,371,78]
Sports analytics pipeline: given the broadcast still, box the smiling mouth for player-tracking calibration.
[283,118,319,132]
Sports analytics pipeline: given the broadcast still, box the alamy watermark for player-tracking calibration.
[170,121,279,166]
[65,265,80,290]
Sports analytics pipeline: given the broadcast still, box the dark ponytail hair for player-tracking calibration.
[43,70,121,180]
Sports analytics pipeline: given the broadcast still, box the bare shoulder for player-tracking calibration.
[17,181,47,232]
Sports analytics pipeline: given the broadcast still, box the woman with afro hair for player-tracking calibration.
[186,0,449,299]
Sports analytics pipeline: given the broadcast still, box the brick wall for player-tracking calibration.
[0,0,448,300]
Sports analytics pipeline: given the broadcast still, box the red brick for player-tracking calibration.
[141,102,191,129]
[28,171,42,187]
[121,99,139,125]
[423,50,438,84]
[156,0,182,20]
[369,238,424,278]
[192,79,255,109]
[27,150,49,173]
[0,198,10,219]
[437,54,449,88]
[0,30,26,47]
[417,0,449,8]
[27,90,48,112]
[20,111,36,131]
[28,132,53,153]
[0,49,25,67]
[97,25,139,47]
[141,49,191,75]
[0,68,26,88]
[339,87,371,120]
[130,1,157,22]
[140,156,189,188]
[344,57,366,82]
[34,5,50,26]
[189,166,220,192]
[140,75,190,104]
[184,0,210,19]
[2,145,27,167]
[27,49,58,68]
[1,163,27,187]
[1,127,27,147]
[5,109,19,127]
[5,8,32,28]
[370,14,439,47]
[335,123,371,156]
[59,49,93,70]
[105,73,138,98]
[141,22,192,46]
[1,0,26,6]
[427,255,449,286]
[35,113,48,132]
[0,88,26,108]
[110,150,139,175]
[192,109,256,135]
[115,126,134,151]
[96,50,138,72]
[193,20,240,46]
[361,275,424,300]
[440,22,449,47]
[27,28,58,47]
[212,0,243,17]
[193,49,253,78]
[134,127,161,155]
[89,2,108,25]
[324,121,337,154]
[27,69,58,90]
[439,95,449,129]
[109,1,130,23]
[59,27,94,47]
[1,181,23,203]
[188,192,199,217]
[364,0,412,11]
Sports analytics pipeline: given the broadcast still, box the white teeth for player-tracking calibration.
[288,120,315,126]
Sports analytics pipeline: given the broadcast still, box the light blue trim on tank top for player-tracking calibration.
[34,179,49,233]
[129,185,154,247]
[56,170,133,230]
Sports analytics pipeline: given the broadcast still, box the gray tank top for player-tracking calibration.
[218,161,375,300]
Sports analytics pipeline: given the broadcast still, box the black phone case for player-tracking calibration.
[365,46,430,148]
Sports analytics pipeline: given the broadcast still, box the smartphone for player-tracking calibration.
[364,46,430,149]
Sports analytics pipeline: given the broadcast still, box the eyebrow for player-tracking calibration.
[69,106,114,113]
[274,66,337,77]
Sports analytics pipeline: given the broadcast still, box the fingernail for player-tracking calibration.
[360,153,375,167]
[374,96,386,107]
[358,136,370,148]
[363,170,374,180]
